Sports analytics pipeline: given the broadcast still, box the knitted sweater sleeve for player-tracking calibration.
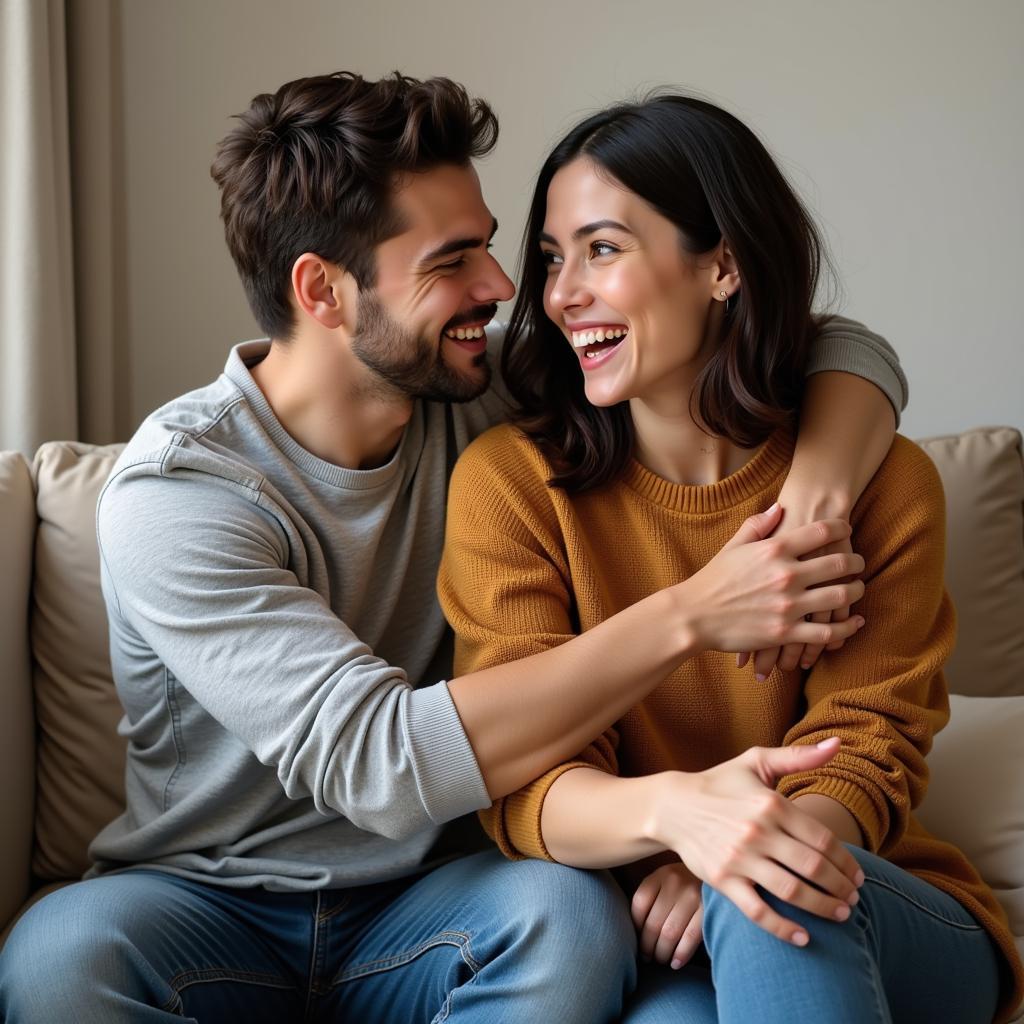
[776,437,955,854]
[438,426,620,861]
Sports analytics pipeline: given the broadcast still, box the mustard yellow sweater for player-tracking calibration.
[439,423,1023,1021]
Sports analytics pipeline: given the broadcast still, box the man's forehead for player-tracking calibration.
[391,165,491,233]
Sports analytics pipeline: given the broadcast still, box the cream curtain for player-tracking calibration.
[0,0,122,457]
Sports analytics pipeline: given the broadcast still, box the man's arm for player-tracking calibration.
[748,317,906,677]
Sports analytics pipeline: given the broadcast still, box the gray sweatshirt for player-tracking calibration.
[88,319,906,891]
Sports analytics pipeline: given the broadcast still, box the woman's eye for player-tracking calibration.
[590,241,618,258]
[541,250,563,268]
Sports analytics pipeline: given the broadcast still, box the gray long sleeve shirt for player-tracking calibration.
[88,319,906,891]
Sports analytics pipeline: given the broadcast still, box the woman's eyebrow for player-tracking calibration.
[539,219,631,246]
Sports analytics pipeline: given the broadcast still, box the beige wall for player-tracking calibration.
[107,0,1022,437]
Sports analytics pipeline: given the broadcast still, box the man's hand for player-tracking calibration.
[631,861,705,969]
[738,506,860,680]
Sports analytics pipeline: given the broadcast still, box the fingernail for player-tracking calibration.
[848,890,860,906]
[834,903,850,921]
[855,870,865,887]
[766,502,779,513]
[800,661,812,669]
[791,930,809,947]
[755,673,767,683]
[670,958,682,970]
[856,617,865,627]
[816,738,839,748]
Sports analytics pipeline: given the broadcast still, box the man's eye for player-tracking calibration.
[438,258,466,271]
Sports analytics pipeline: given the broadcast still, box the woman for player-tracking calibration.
[439,95,1022,1022]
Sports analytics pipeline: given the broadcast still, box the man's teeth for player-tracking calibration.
[444,326,486,340]
[571,327,628,348]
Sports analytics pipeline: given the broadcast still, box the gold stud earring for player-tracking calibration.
[719,291,728,301]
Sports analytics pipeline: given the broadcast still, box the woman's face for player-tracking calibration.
[540,157,729,410]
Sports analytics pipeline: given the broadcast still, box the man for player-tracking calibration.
[0,71,903,1022]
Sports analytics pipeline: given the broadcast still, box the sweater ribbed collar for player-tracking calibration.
[621,427,796,514]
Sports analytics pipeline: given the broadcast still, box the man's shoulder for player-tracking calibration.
[101,371,271,519]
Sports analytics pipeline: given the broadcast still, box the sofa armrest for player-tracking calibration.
[0,452,37,933]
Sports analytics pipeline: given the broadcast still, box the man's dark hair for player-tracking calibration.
[211,71,498,339]
[503,93,836,493]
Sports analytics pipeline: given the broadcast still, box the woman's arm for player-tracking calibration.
[440,430,865,802]
[776,439,954,854]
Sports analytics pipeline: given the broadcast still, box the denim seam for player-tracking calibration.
[863,876,984,932]
[433,966,482,1024]
[303,890,323,1021]
[332,930,483,985]
[317,893,353,924]
[167,966,295,993]
[852,911,891,1024]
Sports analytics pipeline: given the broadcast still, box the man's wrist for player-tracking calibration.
[641,770,691,850]
[663,582,705,659]
[777,483,853,525]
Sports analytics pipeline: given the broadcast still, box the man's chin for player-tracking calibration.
[425,355,491,404]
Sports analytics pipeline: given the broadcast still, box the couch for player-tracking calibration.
[1,427,1022,1018]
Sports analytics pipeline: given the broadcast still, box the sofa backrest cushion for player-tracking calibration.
[24,427,1024,885]
[31,441,125,880]
[0,452,38,925]
[916,427,1024,698]
[916,693,1024,1011]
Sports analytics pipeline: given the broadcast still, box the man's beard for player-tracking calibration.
[350,291,492,403]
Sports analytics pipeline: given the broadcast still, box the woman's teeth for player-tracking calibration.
[444,326,486,340]
[571,327,628,348]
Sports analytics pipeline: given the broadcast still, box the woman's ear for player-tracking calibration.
[712,239,741,304]
[290,253,356,331]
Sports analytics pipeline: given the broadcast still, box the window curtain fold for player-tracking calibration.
[1,0,123,457]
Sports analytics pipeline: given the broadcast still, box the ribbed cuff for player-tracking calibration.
[404,682,491,825]
[777,774,885,853]
[499,760,599,861]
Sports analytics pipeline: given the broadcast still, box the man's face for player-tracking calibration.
[351,163,515,403]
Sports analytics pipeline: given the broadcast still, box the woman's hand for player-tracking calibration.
[632,861,705,969]
[679,504,866,655]
[646,738,863,946]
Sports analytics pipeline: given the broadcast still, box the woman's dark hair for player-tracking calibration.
[211,71,498,339]
[502,93,835,493]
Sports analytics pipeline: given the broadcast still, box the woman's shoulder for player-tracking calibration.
[449,422,560,515]
[855,434,946,528]
[454,422,555,484]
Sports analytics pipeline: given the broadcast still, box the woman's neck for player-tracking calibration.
[629,390,755,486]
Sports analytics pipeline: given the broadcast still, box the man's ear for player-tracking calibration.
[711,238,741,303]
[290,253,357,331]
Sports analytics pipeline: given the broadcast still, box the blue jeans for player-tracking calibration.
[0,850,636,1023]
[622,845,1002,1023]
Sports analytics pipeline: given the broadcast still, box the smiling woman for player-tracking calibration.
[439,93,1024,1023]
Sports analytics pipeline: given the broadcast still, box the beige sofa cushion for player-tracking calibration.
[916,694,1024,1019]
[0,452,37,927]
[917,427,1024,697]
[31,441,125,880]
